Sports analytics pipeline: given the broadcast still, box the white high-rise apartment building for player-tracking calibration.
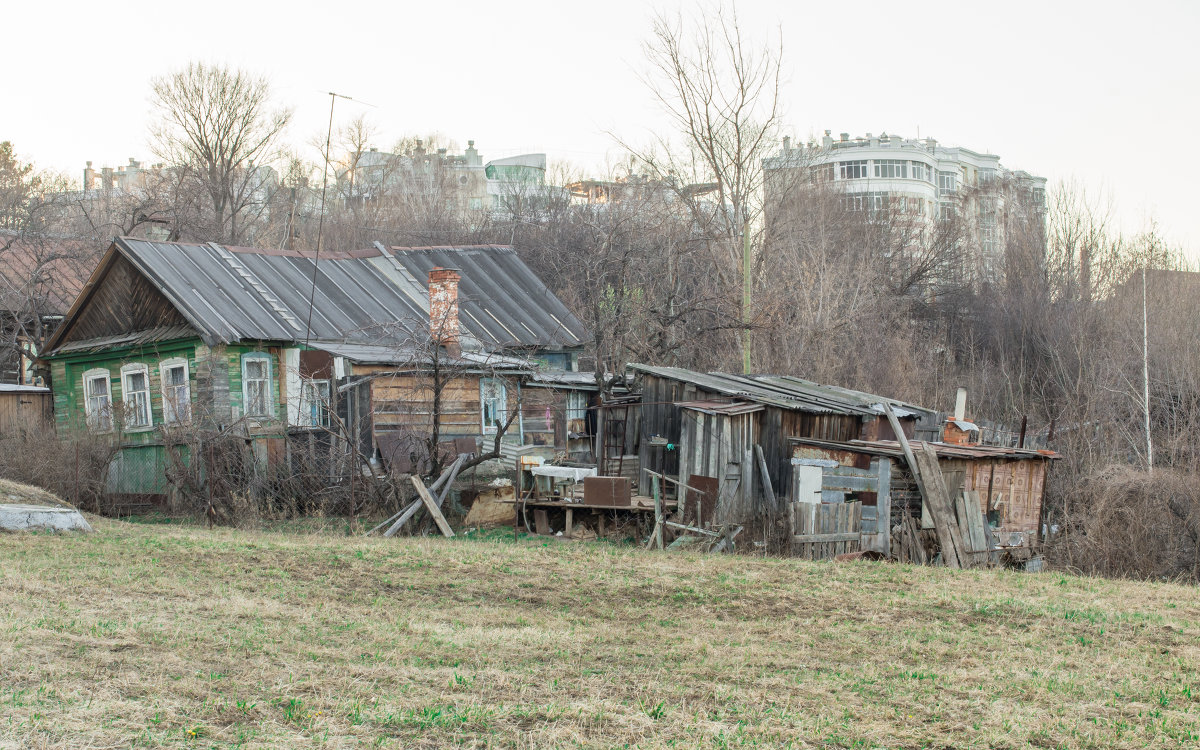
[764,130,1047,277]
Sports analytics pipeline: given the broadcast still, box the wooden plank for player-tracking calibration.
[410,476,454,538]
[788,500,797,556]
[742,448,754,514]
[653,473,664,550]
[883,403,936,536]
[793,532,860,543]
[913,443,966,568]
[754,444,776,511]
[853,501,862,553]
[820,475,879,492]
[434,454,467,508]
[962,490,989,564]
[819,500,830,559]
[664,520,722,538]
[876,458,892,556]
[381,499,422,538]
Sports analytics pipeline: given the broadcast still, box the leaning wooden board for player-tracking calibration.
[410,476,455,538]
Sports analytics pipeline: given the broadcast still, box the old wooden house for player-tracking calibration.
[41,238,594,499]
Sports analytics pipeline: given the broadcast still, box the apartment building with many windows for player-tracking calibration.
[764,130,1047,282]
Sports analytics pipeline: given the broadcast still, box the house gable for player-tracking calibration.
[52,251,195,350]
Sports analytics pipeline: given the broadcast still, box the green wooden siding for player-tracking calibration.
[51,338,200,436]
[47,339,294,496]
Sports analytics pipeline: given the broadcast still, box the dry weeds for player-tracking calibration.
[1,519,1198,748]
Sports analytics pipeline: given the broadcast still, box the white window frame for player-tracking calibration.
[480,378,508,434]
[120,363,152,430]
[242,352,273,419]
[300,378,332,428]
[566,391,588,421]
[938,171,958,197]
[83,368,113,433]
[838,160,868,180]
[159,357,191,425]
[873,159,908,179]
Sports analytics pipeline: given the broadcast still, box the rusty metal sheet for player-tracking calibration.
[687,475,720,526]
[584,476,631,507]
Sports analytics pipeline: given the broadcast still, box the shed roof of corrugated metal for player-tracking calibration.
[627,363,928,418]
[0,383,50,393]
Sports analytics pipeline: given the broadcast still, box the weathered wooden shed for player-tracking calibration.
[628,364,941,520]
[789,437,1059,557]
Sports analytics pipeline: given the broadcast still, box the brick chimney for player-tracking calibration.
[943,387,978,445]
[428,267,462,355]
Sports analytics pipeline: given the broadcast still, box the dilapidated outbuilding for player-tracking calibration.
[623,363,1058,563]
[627,364,940,520]
[790,436,1059,560]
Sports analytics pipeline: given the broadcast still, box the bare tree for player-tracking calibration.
[0,143,96,383]
[627,3,785,372]
[150,62,293,243]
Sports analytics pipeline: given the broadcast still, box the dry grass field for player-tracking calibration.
[2,519,1199,749]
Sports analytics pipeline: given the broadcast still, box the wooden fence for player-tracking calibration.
[789,500,862,560]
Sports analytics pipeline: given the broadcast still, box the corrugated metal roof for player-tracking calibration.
[752,375,931,420]
[0,383,49,393]
[308,341,530,370]
[627,363,930,418]
[113,239,427,346]
[385,245,588,349]
[57,239,588,353]
[528,370,599,388]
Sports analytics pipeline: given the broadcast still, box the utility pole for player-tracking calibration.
[1142,265,1153,472]
[742,216,752,374]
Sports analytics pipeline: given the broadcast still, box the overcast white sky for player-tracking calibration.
[5,0,1198,254]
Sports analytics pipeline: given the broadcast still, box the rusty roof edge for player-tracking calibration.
[789,436,1061,460]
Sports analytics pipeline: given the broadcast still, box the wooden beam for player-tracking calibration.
[664,520,721,538]
[913,443,966,569]
[792,532,860,543]
[410,476,454,538]
[381,498,422,538]
[754,444,776,510]
[641,468,709,499]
